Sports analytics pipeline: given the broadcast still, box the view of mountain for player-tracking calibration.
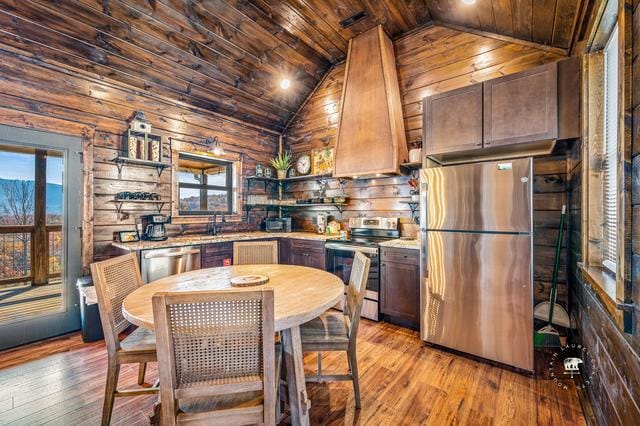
[0,178,63,215]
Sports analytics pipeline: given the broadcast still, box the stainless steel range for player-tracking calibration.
[325,217,400,321]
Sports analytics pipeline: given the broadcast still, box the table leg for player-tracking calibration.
[282,326,310,426]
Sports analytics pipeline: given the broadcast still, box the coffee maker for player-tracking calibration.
[141,214,170,241]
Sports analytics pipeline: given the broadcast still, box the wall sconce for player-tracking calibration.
[206,136,225,156]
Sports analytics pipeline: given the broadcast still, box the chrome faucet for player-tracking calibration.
[207,212,226,235]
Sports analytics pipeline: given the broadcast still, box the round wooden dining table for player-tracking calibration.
[122,264,344,426]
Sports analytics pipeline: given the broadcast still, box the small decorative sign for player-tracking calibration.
[312,147,334,175]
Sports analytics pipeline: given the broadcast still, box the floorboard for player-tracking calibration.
[0,283,62,324]
[0,321,586,425]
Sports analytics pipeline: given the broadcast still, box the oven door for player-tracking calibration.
[325,243,380,320]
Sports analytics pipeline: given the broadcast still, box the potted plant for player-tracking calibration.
[271,151,292,180]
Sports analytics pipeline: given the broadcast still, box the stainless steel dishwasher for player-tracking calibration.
[140,246,201,283]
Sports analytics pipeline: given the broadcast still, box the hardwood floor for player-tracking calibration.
[0,321,586,425]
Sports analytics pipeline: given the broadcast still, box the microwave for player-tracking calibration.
[264,217,292,232]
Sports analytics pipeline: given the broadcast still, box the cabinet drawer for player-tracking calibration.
[380,247,419,265]
[289,239,325,253]
[203,242,233,257]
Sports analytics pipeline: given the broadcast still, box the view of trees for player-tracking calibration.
[0,179,62,286]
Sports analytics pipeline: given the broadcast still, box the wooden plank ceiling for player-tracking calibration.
[426,0,585,51]
[0,0,430,133]
[0,1,583,134]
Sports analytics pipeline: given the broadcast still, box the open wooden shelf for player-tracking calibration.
[399,200,420,224]
[112,156,169,178]
[109,199,172,214]
[244,202,348,218]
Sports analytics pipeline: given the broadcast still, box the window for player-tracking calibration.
[177,153,236,215]
[602,25,618,274]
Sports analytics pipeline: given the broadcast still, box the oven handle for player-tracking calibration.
[324,243,378,255]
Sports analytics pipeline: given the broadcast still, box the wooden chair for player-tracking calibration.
[90,253,158,425]
[233,240,278,265]
[299,251,371,409]
[152,288,276,426]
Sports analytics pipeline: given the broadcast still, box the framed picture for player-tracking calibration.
[312,147,334,175]
[117,230,140,243]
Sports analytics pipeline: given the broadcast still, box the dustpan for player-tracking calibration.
[534,301,571,328]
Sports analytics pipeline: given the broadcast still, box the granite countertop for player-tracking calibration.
[112,231,340,251]
[378,238,420,250]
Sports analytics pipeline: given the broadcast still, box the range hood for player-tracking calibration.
[333,25,408,178]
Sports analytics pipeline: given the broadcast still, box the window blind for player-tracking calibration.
[603,25,618,274]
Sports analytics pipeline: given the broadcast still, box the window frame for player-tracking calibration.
[177,153,234,215]
[170,145,243,224]
[601,24,619,275]
[581,7,633,322]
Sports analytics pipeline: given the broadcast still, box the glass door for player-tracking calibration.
[0,126,82,350]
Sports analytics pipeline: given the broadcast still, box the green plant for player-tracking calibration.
[270,151,292,171]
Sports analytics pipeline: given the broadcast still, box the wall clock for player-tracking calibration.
[296,154,311,175]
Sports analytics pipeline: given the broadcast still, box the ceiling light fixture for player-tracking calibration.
[206,136,225,156]
[280,78,291,89]
[462,0,476,4]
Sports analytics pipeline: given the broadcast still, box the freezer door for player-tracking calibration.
[421,231,533,371]
[422,157,532,233]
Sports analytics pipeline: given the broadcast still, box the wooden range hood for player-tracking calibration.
[333,25,408,178]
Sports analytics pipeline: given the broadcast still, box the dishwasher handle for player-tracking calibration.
[143,248,201,259]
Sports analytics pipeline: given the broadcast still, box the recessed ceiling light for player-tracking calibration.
[462,0,475,4]
[280,79,291,89]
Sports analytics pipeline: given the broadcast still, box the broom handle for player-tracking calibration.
[548,205,566,325]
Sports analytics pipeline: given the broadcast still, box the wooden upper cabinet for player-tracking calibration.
[423,83,483,155]
[334,25,408,177]
[483,62,558,147]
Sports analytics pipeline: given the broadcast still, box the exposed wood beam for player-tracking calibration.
[433,21,569,57]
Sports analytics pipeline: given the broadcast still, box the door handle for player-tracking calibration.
[144,249,200,259]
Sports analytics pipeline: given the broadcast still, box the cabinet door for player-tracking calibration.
[202,243,233,268]
[287,239,326,270]
[423,83,483,155]
[288,252,309,267]
[484,62,557,147]
[380,261,420,325]
[278,238,290,264]
[306,249,326,270]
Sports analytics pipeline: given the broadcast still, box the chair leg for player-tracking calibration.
[275,343,282,418]
[102,359,120,426]
[137,362,147,385]
[347,348,361,409]
[317,351,322,376]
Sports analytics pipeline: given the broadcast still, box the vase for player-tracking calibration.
[409,148,421,163]
[277,169,287,179]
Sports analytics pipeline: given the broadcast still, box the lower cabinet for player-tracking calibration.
[202,238,326,270]
[280,238,326,270]
[201,242,233,268]
[380,247,420,329]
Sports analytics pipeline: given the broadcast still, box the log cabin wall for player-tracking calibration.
[0,26,279,266]
[565,0,640,422]
[283,24,568,307]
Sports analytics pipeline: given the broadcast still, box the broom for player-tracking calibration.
[534,205,565,348]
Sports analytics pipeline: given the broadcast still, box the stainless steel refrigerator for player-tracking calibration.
[419,157,534,372]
